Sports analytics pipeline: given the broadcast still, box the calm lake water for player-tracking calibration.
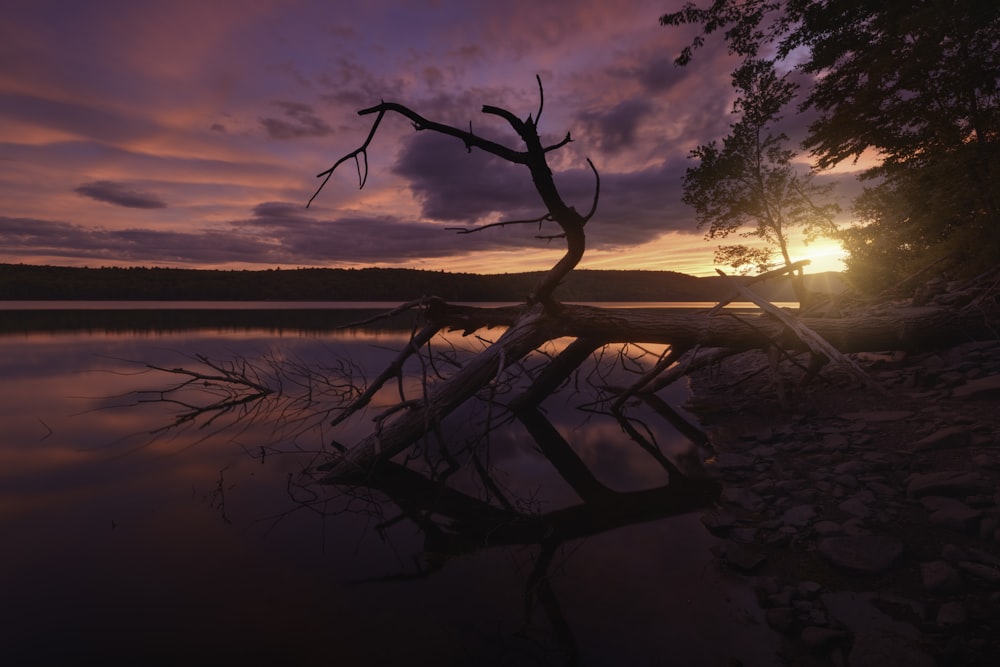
[0,304,779,666]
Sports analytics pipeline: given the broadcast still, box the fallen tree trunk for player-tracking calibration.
[321,296,993,481]
[322,304,553,481]
[429,301,990,352]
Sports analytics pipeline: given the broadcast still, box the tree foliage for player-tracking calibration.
[662,0,1000,288]
[682,58,839,281]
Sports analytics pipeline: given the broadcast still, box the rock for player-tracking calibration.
[839,497,872,518]
[936,601,967,626]
[713,452,755,470]
[952,374,1000,400]
[814,520,843,536]
[980,516,999,540]
[818,535,904,574]
[967,546,1000,568]
[765,607,798,634]
[834,460,867,475]
[927,501,982,533]
[723,542,766,572]
[848,629,936,667]
[906,470,993,499]
[842,517,872,537]
[957,561,1000,586]
[720,487,764,512]
[920,560,962,593]
[837,410,914,422]
[799,626,847,652]
[728,526,758,543]
[797,581,823,599]
[701,510,738,534]
[912,425,972,450]
[823,433,850,450]
[781,504,817,527]
[941,543,968,563]
[834,473,859,488]
[822,592,934,667]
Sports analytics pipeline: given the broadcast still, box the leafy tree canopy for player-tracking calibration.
[682,58,839,285]
[662,0,1000,288]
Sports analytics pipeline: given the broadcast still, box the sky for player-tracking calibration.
[0,0,856,277]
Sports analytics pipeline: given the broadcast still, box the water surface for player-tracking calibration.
[0,306,778,665]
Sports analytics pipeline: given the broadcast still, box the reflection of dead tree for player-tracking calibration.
[108,349,368,455]
[318,405,719,663]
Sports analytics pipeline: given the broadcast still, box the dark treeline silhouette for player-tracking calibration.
[0,263,841,303]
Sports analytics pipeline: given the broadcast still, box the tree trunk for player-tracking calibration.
[430,301,986,352]
[321,297,990,480]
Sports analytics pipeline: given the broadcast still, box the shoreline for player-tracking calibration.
[684,343,1000,666]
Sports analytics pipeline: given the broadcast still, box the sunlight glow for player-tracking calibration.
[795,239,848,273]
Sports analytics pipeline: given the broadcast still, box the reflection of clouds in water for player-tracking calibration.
[566,420,673,491]
[0,323,779,666]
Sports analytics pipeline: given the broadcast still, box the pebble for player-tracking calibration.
[837,410,913,422]
[906,470,993,498]
[921,560,962,593]
[927,502,982,533]
[818,535,904,574]
[936,601,967,626]
[952,374,1000,400]
[686,338,1000,665]
[781,504,816,527]
[912,425,972,450]
[957,561,1000,586]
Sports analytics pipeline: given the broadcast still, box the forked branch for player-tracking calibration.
[308,79,599,306]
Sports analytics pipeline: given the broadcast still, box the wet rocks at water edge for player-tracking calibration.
[688,340,1000,666]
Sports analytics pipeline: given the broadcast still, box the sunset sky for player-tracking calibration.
[1,0,857,277]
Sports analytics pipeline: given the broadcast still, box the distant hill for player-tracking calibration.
[0,263,845,303]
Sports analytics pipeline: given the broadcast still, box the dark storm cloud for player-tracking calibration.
[238,201,527,262]
[578,98,656,154]
[392,132,541,222]
[600,52,692,97]
[260,101,333,139]
[531,157,695,248]
[74,181,167,209]
[392,130,696,249]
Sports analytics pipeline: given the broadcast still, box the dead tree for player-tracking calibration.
[309,79,613,480]
[128,79,999,513]
[307,81,997,482]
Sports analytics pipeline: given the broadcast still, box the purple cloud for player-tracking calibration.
[260,101,334,140]
[0,216,271,263]
[578,98,656,154]
[74,181,167,209]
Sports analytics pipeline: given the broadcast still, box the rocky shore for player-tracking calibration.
[686,338,1000,666]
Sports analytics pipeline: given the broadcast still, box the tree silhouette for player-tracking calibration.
[682,58,839,297]
[662,0,1000,287]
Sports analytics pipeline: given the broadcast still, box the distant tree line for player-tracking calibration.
[0,263,816,303]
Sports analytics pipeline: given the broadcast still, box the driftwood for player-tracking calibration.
[303,83,996,484]
[427,300,985,352]
[716,269,889,395]
[320,295,989,480]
